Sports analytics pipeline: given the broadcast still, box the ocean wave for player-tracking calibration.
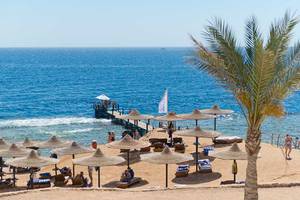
[63,128,102,133]
[0,117,111,128]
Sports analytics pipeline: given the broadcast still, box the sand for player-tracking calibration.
[1,128,300,199]
[1,187,300,200]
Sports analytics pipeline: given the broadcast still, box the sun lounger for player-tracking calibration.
[173,137,183,144]
[213,136,243,144]
[149,138,167,147]
[203,146,214,156]
[53,174,68,187]
[153,142,164,152]
[175,164,189,177]
[198,159,212,173]
[27,178,51,189]
[174,143,185,153]
[0,178,13,189]
[116,177,142,189]
[140,146,151,153]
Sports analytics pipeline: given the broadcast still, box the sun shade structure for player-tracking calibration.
[0,144,30,158]
[0,138,10,150]
[174,127,221,172]
[118,109,154,121]
[72,148,125,187]
[201,105,234,130]
[106,134,150,168]
[141,146,193,188]
[21,137,39,148]
[0,144,31,186]
[154,112,183,122]
[5,150,59,168]
[178,109,216,126]
[96,94,110,101]
[38,136,70,149]
[5,150,59,188]
[52,142,94,176]
[210,143,247,182]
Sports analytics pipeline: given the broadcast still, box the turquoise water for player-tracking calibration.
[0,48,300,145]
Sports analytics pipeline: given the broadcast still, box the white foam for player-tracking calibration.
[63,128,102,133]
[0,117,111,128]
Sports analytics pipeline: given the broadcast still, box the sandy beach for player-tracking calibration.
[1,128,300,200]
[2,186,300,200]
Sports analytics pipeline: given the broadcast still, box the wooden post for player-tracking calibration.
[165,164,168,188]
[195,137,199,172]
[72,154,75,177]
[98,167,101,188]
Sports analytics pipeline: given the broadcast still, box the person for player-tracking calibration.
[111,132,115,141]
[107,132,112,143]
[133,130,140,140]
[284,134,293,160]
[88,140,98,186]
[120,169,132,182]
[73,171,88,187]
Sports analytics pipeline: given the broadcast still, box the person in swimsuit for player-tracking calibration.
[284,134,293,160]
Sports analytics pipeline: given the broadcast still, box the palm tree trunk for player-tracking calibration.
[244,128,261,200]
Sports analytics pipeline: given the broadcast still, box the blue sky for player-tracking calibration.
[0,0,299,47]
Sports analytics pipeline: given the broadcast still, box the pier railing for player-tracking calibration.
[269,133,300,149]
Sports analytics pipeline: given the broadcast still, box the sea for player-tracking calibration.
[1,48,300,146]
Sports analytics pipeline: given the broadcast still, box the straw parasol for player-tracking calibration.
[38,136,70,149]
[0,138,10,150]
[5,150,59,188]
[210,143,247,182]
[118,109,154,121]
[52,142,94,176]
[141,146,193,188]
[178,109,216,126]
[73,148,125,187]
[20,137,39,149]
[201,105,234,130]
[106,134,150,168]
[0,144,31,186]
[174,127,221,172]
[118,109,154,131]
[154,112,183,122]
[38,136,69,175]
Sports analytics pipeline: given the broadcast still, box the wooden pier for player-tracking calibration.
[93,100,153,136]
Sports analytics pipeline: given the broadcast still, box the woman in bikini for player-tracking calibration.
[284,134,293,160]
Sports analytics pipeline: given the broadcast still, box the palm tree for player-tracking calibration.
[190,12,300,200]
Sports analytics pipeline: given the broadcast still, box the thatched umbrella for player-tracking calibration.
[106,134,150,168]
[0,144,31,186]
[210,143,247,182]
[20,137,39,149]
[0,138,11,180]
[174,127,221,172]
[38,136,69,175]
[73,148,125,187]
[5,150,59,188]
[154,112,184,140]
[201,105,233,130]
[141,146,193,188]
[38,136,70,149]
[178,109,216,126]
[52,142,94,177]
[118,109,154,131]
[0,138,10,150]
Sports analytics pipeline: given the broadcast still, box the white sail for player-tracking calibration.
[158,89,168,113]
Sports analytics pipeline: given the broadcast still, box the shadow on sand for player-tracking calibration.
[102,179,149,189]
[171,172,222,185]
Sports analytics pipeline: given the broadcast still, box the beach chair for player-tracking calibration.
[175,164,189,177]
[116,177,142,189]
[173,137,183,144]
[27,178,51,189]
[203,146,214,156]
[0,178,13,189]
[53,174,68,187]
[174,143,185,153]
[140,146,151,153]
[153,142,164,152]
[198,159,212,173]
